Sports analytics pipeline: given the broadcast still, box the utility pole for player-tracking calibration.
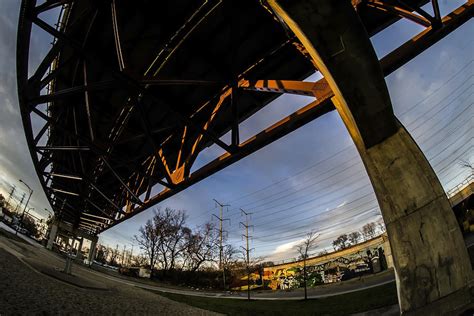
[129,244,134,266]
[213,199,230,290]
[6,185,15,206]
[17,179,33,235]
[122,245,126,266]
[240,208,254,301]
[14,193,25,214]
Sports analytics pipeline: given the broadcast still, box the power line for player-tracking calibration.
[226,146,354,204]
[395,59,473,118]
[414,97,472,142]
[231,159,362,212]
[409,85,472,133]
[422,109,472,154]
[247,204,379,243]
[435,144,473,174]
[254,209,380,251]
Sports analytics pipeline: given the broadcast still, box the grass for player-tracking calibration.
[150,282,398,315]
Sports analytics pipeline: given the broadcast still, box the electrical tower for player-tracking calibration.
[212,199,230,289]
[240,208,254,300]
[122,245,127,266]
[6,185,15,206]
[14,193,26,214]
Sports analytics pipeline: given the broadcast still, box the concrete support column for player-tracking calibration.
[361,126,473,312]
[76,237,84,259]
[88,239,97,263]
[46,222,58,250]
[268,0,473,313]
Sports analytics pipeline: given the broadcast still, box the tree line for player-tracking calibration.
[133,207,240,274]
[332,221,385,251]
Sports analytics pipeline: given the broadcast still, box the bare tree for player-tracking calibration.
[222,244,239,269]
[134,214,160,270]
[109,245,121,266]
[348,231,361,246]
[153,208,189,272]
[377,221,386,234]
[95,244,108,264]
[459,159,473,171]
[332,234,349,250]
[295,231,319,300]
[183,222,219,271]
[131,254,148,267]
[362,222,377,240]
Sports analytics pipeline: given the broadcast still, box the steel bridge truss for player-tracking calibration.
[17,0,473,235]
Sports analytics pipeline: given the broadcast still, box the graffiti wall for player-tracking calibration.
[262,234,392,290]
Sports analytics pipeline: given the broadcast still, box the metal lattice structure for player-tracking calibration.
[17,0,473,235]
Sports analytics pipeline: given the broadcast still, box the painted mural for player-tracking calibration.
[264,245,388,290]
[232,234,392,291]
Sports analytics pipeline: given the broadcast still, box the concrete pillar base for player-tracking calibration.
[362,126,473,312]
[88,239,97,263]
[404,282,474,315]
[76,237,84,259]
[46,223,58,250]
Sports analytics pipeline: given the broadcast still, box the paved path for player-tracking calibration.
[0,230,220,315]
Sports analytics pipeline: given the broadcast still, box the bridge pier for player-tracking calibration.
[268,0,473,313]
[76,237,84,259]
[46,222,58,250]
[361,125,473,313]
[88,239,97,264]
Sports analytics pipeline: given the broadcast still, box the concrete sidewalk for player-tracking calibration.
[0,229,220,315]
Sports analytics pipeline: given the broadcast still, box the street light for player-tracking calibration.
[26,207,34,218]
[16,179,33,235]
[44,208,53,219]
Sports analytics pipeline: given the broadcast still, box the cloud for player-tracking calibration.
[0,1,54,220]
[273,239,304,254]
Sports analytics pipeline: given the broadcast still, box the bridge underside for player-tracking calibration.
[17,0,472,234]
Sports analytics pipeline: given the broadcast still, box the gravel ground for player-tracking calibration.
[0,235,220,315]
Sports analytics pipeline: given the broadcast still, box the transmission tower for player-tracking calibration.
[6,185,15,206]
[240,208,254,301]
[212,199,230,289]
[14,193,26,214]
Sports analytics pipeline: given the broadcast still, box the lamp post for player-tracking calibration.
[16,179,33,235]
[43,208,54,240]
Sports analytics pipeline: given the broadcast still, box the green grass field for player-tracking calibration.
[150,282,398,315]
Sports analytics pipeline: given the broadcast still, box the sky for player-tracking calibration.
[0,1,472,262]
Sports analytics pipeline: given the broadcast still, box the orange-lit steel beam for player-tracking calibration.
[104,89,335,231]
[381,0,474,76]
[366,1,432,27]
[239,79,331,99]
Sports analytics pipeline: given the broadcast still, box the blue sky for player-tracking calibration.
[0,1,472,262]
